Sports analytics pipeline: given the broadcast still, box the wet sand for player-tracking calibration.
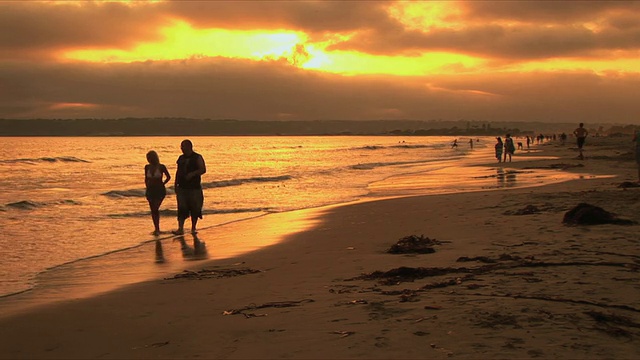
[0,136,639,359]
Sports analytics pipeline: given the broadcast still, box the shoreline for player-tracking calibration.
[1,136,639,359]
[0,143,586,310]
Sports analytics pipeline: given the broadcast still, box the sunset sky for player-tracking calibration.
[1,0,640,123]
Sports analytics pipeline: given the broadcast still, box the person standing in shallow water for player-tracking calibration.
[503,134,515,162]
[145,150,171,236]
[173,139,206,235]
[633,130,640,182]
[495,137,503,162]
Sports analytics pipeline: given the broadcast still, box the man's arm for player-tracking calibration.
[186,155,206,180]
[196,155,206,175]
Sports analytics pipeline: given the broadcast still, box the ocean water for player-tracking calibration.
[0,135,576,310]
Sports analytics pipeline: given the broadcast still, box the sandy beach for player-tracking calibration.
[1,136,639,359]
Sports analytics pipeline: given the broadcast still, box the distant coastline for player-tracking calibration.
[0,118,633,137]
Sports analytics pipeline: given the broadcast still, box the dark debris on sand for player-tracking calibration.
[387,234,442,254]
[523,163,584,170]
[618,181,640,189]
[585,311,640,338]
[504,204,542,216]
[166,267,261,280]
[562,203,636,226]
[223,299,315,318]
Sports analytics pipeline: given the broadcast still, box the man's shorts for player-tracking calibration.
[577,137,586,149]
[176,187,204,220]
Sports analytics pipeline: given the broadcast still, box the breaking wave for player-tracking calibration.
[354,144,431,151]
[202,175,292,189]
[0,156,90,164]
[107,207,272,218]
[350,160,431,170]
[4,199,81,210]
[102,175,293,198]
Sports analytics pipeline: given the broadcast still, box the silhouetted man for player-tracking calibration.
[173,139,206,234]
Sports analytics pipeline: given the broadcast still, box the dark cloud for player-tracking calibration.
[459,1,640,23]
[0,2,168,58]
[312,1,640,60]
[1,57,638,123]
[162,0,399,34]
[329,24,599,60]
[0,1,398,58]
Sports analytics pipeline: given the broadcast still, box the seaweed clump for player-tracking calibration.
[562,203,636,226]
[387,235,440,254]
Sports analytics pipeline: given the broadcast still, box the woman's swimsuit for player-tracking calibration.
[145,165,166,201]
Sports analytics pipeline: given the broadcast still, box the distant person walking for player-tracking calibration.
[144,150,171,236]
[469,138,473,149]
[560,132,567,145]
[495,137,503,162]
[451,139,458,148]
[503,134,515,162]
[633,130,640,182]
[173,139,207,235]
[574,123,589,159]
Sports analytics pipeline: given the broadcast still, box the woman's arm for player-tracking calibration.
[144,164,150,187]
[161,164,171,185]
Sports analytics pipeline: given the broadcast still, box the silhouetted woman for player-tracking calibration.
[495,137,503,162]
[145,150,171,236]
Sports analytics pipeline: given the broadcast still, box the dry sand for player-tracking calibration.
[1,135,639,359]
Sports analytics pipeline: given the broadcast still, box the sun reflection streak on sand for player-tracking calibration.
[368,166,589,197]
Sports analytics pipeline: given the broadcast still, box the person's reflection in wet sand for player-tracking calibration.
[506,171,517,186]
[496,168,518,188]
[154,240,165,264]
[175,235,193,257]
[175,234,208,260]
[497,168,506,187]
[192,233,208,260]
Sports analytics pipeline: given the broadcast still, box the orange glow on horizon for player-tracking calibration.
[49,102,99,110]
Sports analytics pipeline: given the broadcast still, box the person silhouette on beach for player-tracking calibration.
[573,123,588,159]
[633,130,640,182]
[495,137,503,162]
[560,132,567,145]
[451,139,458,148]
[503,134,515,162]
[145,150,171,236]
[173,139,206,235]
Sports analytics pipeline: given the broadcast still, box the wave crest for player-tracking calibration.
[202,175,292,189]
[0,156,91,164]
[101,175,292,199]
[4,199,81,210]
[107,207,272,218]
